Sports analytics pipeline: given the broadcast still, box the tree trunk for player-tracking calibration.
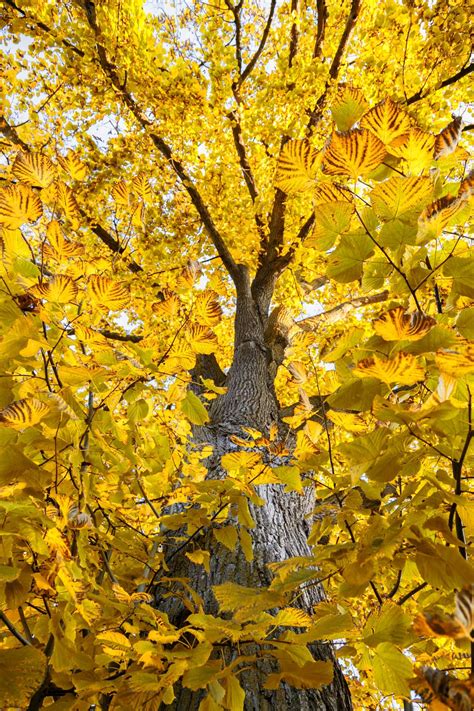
[158,275,353,710]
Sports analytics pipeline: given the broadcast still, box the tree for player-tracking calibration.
[0,0,473,708]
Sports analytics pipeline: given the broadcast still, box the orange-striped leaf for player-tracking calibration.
[57,150,87,180]
[322,129,386,179]
[389,128,435,173]
[417,194,466,242]
[0,185,43,228]
[0,398,49,429]
[314,183,352,205]
[194,290,222,327]
[360,98,411,144]
[32,275,78,304]
[434,116,463,158]
[88,275,129,310]
[12,152,56,188]
[44,220,84,258]
[374,308,436,341]
[186,324,218,354]
[436,344,474,376]
[132,173,153,202]
[371,177,433,220]
[275,140,322,193]
[111,181,131,206]
[354,352,425,385]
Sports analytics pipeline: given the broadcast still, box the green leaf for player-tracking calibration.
[372,643,412,697]
[180,391,210,425]
[326,233,373,283]
[327,378,382,411]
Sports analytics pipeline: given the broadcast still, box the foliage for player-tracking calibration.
[0,0,473,709]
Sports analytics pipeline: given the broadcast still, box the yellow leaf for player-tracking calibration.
[195,290,222,327]
[389,128,435,173]
[0,184,42,228]
[354,352,425,385]
[322,129,386,179]
[417,193,466,242]
[434,116,463,158]
[44,219,84,258]
[372,643,412,696]
[112,180,131,205]
[32,275,79,303]
[272,608,312,628]
[213,525,238,551]
[265,658,333,690]
[132,172,153,202]
[374,308,436,341]
[274,140,322,194]
[180,390,210,425]
[309,200,354,250]
[57,150,88,180]
[370,176,433,220]
[186,549,211,572]
[182,662,221,691]
[12,151,56,188]
[331,85,369,132]
[187,324,218,354]
[239,527,253,562]
[0,647,47,709]
[88,274,129,310]
[224,675,245,711]
[0,397,49,429]
[213,582,282,613]
[360,98,411,144]
[314,183,352,205]
[436,344,474,376]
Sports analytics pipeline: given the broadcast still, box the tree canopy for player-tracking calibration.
[0,0,473,708]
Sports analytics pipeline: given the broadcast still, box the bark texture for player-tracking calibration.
[158,271,352,710]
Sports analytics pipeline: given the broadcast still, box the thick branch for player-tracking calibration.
[288,0,299,69]
[298,290,389,329]
[313,0,328,59]
[82,0,241,286]
[406,61,473,105]
[307,0,361,132]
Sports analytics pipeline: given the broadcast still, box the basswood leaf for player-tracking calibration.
[0,397,49,429]
[458,169,474,201]
[112,180,131,205]
[224,675,245,711]
[372,643,412,696]
[331,85,369,132]
[213,525,238,551]
[370,176,433,220]
[436,344,474,376]
[213,582,282,613]
[0,184,43,228]
[180,390,210,425]
[354,353,425,385]
[182,662,222,691]
[88,274,129,310]
[12,152,56,188]
[194,290,222,327]
[417,194,466,242]
[187,324,218,354]
[374,308,436,341]
[32,275,79,303]
[57,150,87,180]
[265,658,333,690]
[186,549,211,572]
[322,129,386,179]
[272,608,312,627]
[434,116,463,158]
[455,586,474,639]
[360,98,411,144]
[314,183,352,204]
[132,173,153,202]
[45,219,84,258]
[0,647,47,708]
[309,201,354,250]
[274,140,322,193]
[388,128,435,173]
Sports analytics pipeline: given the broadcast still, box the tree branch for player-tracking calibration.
[288,0,299,69]
[313,0,328,59]
[298,290,389,330]
[82,0,242,287]
[3,0,85,56]
[238,0,277,87]
[307,0,361,133]
[0,610,31,646]
[406,61,473,105]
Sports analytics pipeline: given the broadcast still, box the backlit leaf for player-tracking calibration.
[0,397,49,429]
[12,151,56,188]
[32,275,79,303]
[195,290,222,327]
[389,128,435,173]
[360,98,411,144]
[331,85,369,132]
[370,176,433,220]
[0,184,43,228]
[57,150,88,180]
[354,352,425,385]
[274,140,322,193]
[436,344,474,376]
[88,274,129,310]
[180,390,210,425]
[322,129,386,179]
[374,308,436,341]
[434,116,463,158]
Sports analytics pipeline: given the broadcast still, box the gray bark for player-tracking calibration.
[157,270,352,710]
